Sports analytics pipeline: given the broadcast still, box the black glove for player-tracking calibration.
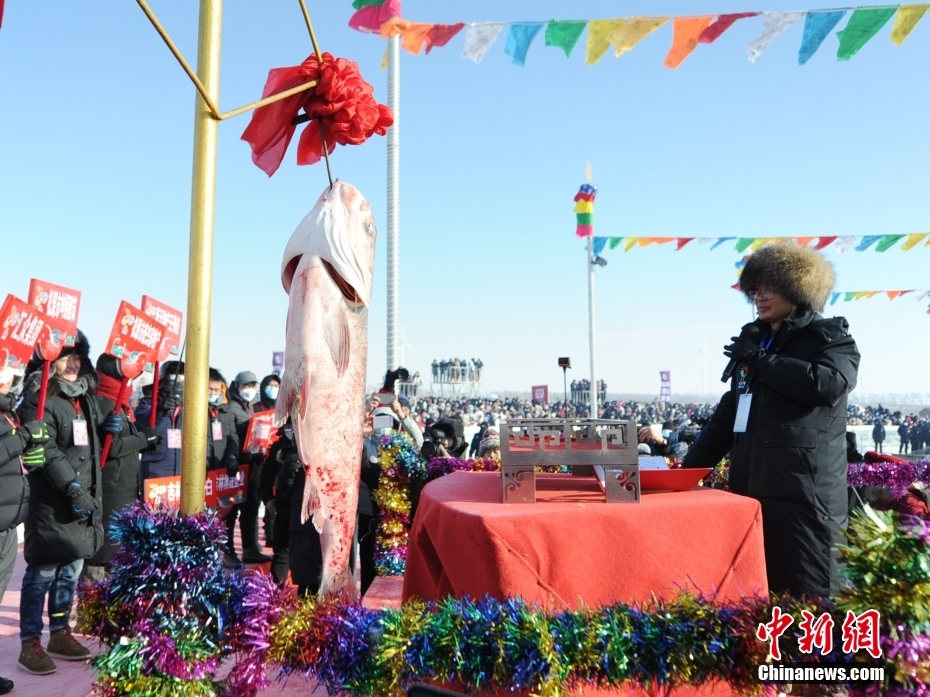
[158,392,180,416]
[22,445,46,469]
[723,337,764,366]
[16,420,50,449]
[65,481,96,519]
[141,426,162,451]
[225,456,240,478]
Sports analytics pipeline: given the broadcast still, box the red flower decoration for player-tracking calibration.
[241,52,393,177]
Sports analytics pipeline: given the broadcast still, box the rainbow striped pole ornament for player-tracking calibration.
[574,183,597,237]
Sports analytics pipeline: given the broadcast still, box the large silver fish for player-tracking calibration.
[276,180,376,601]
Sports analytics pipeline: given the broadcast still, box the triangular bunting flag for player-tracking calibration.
[747,11,805,62]
[609,237,623,250]
[426,23,465,53]
[593,237,608,257]
[855,235,883,251]
[380,19,433,54]
[901,233,928,250]
[609,17,668,57]
[675,238,695,250]
[875,234,905,251]
[462,23,506,63]
[798,11,846,64]
[664,16,715,68]
[890,4,930,46]
[699,12,759,43]
[505,23,543,66]
[545,20,587,58]
[349,0,402,32]
[586,19,626,64]
[837,8,897,61]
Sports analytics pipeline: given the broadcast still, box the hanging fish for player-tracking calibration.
[276,180,377,601]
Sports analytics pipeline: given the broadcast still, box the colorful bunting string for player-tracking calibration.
[594,232,930,254]
[350,4,929,67]
[573,183,597,238]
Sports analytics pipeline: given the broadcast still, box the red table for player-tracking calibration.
[403,471,768,609]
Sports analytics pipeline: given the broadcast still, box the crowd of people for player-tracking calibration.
[0,334,284,685]
[429,358,482,384]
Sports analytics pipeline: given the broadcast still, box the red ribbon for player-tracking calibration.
[241,52,393,177]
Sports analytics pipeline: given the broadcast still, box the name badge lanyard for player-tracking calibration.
[734,332,775,433]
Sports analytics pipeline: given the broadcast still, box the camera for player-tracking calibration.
[420,416,467,458]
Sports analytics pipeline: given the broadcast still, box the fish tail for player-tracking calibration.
[318,567,358,603]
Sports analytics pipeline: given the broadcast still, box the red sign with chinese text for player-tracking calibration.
[141,295,183,362]
[28,279,81,361]
[142,465,249,512]
[531,385,549,403]
[105,301,167,379]
[243,409,279,456]
[0,294,46,374]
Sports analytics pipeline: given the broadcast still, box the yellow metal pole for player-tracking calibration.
[180,0,223,515]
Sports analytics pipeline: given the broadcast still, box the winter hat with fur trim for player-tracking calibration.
[739,243,835,313]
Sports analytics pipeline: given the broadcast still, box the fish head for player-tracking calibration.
[281,180,377,308]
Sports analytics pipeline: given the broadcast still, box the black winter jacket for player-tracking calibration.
[87,394,151,566]
[683,312,860,598]
[0,393,30,532]
[17,377,106,565]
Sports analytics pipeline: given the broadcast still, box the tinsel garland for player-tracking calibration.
[848,456,930,499]
[372,433,424,576]
[79,485,930,696]
[372,435,498,576]
[78,503,256,697]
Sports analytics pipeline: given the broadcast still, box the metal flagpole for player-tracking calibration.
[179,0,222,514]
[586,233,597,418]
[385,35,400,371]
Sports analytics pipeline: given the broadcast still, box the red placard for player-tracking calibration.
[531,384,549,404]
[27,279,81,361]
[0,294,47,374]
[142,465,249,512]
[105,301,167,379]
[242,409,279,456]
[141,295,183,362]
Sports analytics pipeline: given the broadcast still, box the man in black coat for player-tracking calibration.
[683,244,860,599]
[16,332,107,674]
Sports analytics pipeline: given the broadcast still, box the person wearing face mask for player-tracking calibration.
[135,361,185,486]
[15,331,106,675]
[212,370,255,568]
[256,373,281,547]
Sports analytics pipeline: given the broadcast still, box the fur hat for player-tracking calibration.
[478,428,500,457]
[739,243,835,312]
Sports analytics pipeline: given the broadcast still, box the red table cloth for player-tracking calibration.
[403,471,768,609]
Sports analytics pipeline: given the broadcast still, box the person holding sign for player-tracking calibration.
[682,245,860,599]
[16,331,104,675]
[224,371,270,566]
[81,353,161,583]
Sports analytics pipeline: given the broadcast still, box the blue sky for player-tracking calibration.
[2,2,929,403]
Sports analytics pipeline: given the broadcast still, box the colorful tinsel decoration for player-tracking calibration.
[574,183,597,238]
[835,507,930,696]
[79,498,930,697]
[373,433,424,575]
[77,503,285,697]
[848,454,930,499]
[373,436,499,576]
